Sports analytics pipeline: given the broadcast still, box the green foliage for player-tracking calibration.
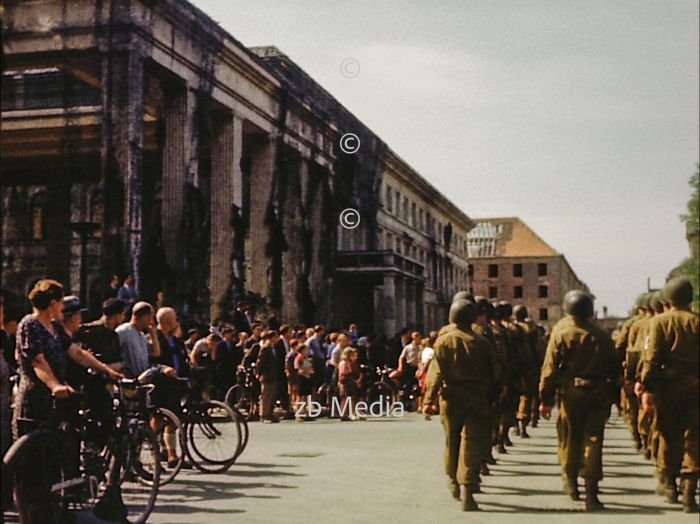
[681,165,699,229]
[676,257,699,312]
[672,165,700,311]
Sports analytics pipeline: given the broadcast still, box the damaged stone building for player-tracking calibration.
[1,0,474,334]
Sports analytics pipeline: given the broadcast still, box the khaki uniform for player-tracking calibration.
[641,308,699,480]
[632,315,653,451]
[515,320,539,424]
[614,315,639,416]
[540,316,619,481]
[425,326,497,488]
[623,316,645,446]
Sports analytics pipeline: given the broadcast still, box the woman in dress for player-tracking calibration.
[13,279,122,523]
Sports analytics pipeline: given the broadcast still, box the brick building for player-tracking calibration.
[467,217,590,329]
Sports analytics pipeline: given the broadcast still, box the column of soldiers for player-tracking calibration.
[424,276,698,513]
[616,277,699,513]
[424,292,547,511]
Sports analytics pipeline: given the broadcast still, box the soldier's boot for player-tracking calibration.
[513,424,521,436]
[664,479,679,504]
[496,437,507,454]
[486,451,497,465]
[584,479,604,512]
[656,471,667,497]
[519,420,530,438]
[682,474,699,513]
[480,463,490,476]
[447,478,460,500]
[460,485,480,512]
[563,475,580,501]
[504,426,514,447]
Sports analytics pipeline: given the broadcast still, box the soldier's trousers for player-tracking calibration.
[655,380,699,478]
[556,385,609,480]
[517,378,538,424]
[439,396,490,487]
[625,389,641,444]
[638,406,654,450]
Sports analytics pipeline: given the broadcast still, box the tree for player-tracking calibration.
[670,165,699,311]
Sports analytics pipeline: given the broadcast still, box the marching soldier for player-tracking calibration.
[424,299,498,511]
[539,290,620,511]
[513,305,538,438]
[623,293,650,451]
[639,277,699,513]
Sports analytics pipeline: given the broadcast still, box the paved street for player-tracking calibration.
[146,411,698,523]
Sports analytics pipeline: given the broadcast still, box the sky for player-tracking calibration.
[191,0,699,316]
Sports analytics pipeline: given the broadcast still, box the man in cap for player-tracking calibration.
[76,298,126,370]
[539,290,620,511]
[639,277,699,513]
[424,299,497,511]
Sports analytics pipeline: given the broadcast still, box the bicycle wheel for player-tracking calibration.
[2,430,70,523]
[114,425,160,524]
[225,385,254,419]
[185,401,241,473]
[230,406,249,459]
[138,408,183,487]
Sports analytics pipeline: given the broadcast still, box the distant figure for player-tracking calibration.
[105,274,120,300]
[117,274,138,316]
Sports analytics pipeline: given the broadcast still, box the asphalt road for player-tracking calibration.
[142,410,697,524]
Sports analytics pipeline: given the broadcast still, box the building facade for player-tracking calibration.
[1,0,473,334]
[467,218,589,329]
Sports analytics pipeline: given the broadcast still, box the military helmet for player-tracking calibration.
[452,291,471,303]
[513,305,528,321]
[634,293,648,310]
[497,301,513,318]
[449,299,477,327]
[475,296,494,320]
[563,290,594,319]
[662,276,693,307]
[649,291,664,313]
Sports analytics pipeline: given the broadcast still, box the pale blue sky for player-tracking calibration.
[192,0,699,316]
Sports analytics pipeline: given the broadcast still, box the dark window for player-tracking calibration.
[539,285,548,298]
[539,308,549,321]
[513,263,523,277]
[489,286,498,299]
[468,264,474,277]
[513,286,523,299]
[538,263,548,276]
[488,264,498,278]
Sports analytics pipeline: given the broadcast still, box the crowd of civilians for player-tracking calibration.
[0,275,439,465]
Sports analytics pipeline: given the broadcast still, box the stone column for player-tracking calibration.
[161,83,188,271]
[383,273,396,336]
[245,135,276,297]
[210,112,243,320]
[101,51,144,293]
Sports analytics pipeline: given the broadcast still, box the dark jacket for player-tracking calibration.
[256,344,278,383]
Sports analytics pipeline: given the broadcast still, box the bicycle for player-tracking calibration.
[224,364,259,420]
[2,378,161,524]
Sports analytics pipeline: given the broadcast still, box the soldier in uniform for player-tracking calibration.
[614,294,645,427]
[639,277,699,513]
[513,305,538,438]
[498,302,525,445]
[633,291,660,460]
[472,297,505,473]
[539,290,620,511]
[623,293,650,451]
[424,299,497,511]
